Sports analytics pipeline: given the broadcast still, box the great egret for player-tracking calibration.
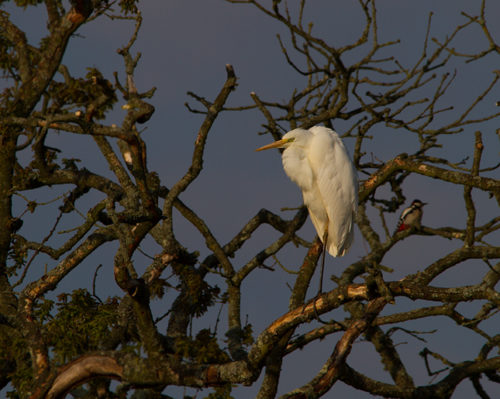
[256,126,358,257]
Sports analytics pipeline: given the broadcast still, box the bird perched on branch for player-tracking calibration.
[256,126,358,257]
[394,199,427,234]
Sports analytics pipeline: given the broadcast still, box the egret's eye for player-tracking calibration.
[286,137,295,143]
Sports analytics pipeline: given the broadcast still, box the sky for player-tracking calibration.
[3,0,500,398]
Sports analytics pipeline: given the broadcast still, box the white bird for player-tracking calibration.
[256,126,358,257]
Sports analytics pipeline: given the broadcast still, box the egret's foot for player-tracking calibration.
[311,291,331,325]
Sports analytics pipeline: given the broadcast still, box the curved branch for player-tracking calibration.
[360,155,500,204]
[47,356,123,399]
[280,298,387,399]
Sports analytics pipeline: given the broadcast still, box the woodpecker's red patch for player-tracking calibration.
[397,223,409,232]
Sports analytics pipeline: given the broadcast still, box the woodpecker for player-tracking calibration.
[395,199,427,234]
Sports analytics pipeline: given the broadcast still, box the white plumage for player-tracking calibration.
[257,126,358,256]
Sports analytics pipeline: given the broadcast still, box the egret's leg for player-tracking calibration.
[318,228,328,295]
[311,228,329,324]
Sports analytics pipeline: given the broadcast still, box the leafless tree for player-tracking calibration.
[0,0,499,398]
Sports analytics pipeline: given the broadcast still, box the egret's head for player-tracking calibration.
[256,130,305,152]
[255,137,294,152]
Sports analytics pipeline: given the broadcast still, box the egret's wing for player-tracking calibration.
[281,131,314,191]
[308,127,358,256]
[282,130,328,248]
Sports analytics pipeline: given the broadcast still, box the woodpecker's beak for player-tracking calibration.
[256,138,288,152]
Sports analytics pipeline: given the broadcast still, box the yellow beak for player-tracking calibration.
[255,138,288,152]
